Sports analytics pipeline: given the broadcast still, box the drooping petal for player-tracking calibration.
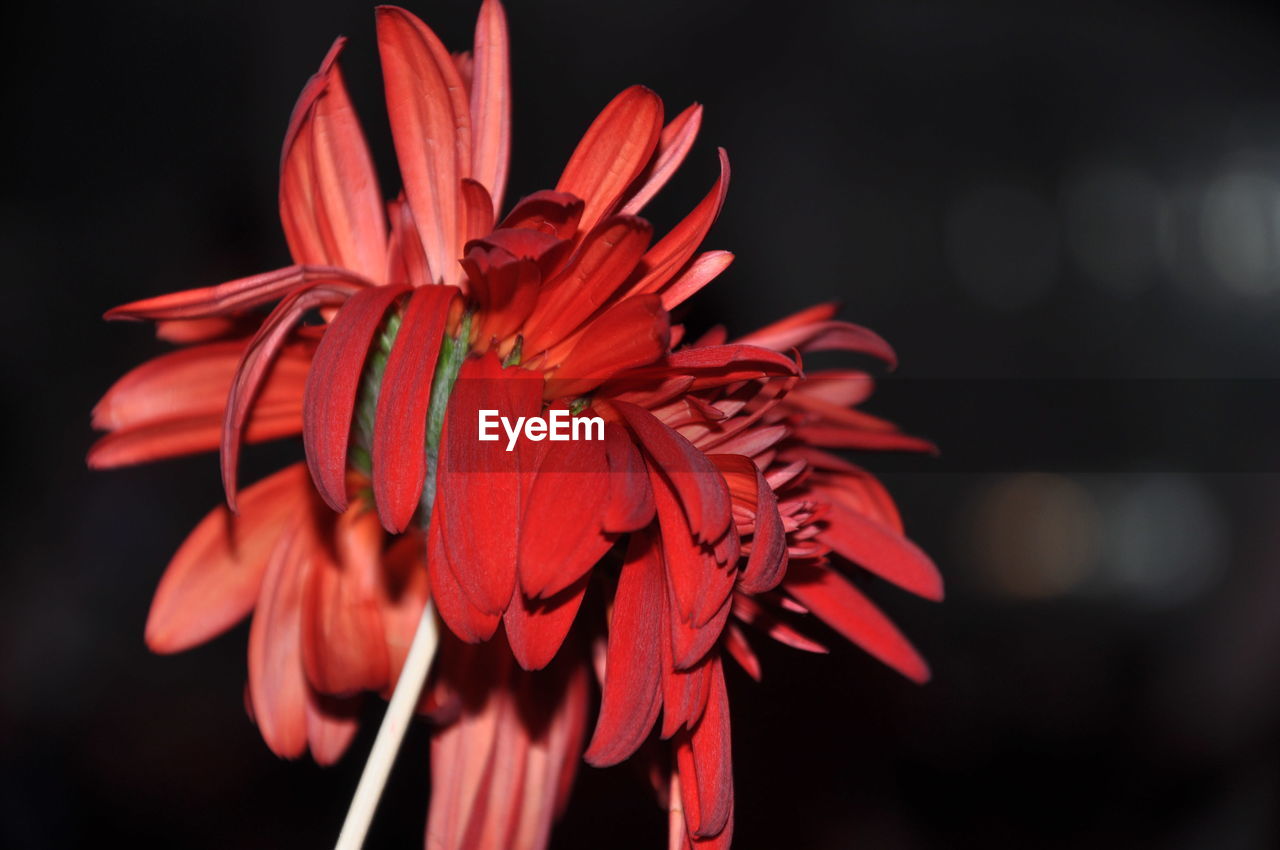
[518,434,612,598]
[611,400,731,543]
[674,657,732,839]
[584,534,664,766]
[556,86,663,234]
[300,504,391,695]
[223,281,359,508]
[280,38,387,280]
[503,577,589,671]
[428,512,501,643]
[372,284,459,531]
[303,283,409,512]
[784,561,930,682]
[305,692,362,766]
[470,0,511,211]
[434,352,542,614]
[602,423,656,532]
[246,517,312,759]
[145,464,313,653]
[427,639,589,850]
[377,5,472,286]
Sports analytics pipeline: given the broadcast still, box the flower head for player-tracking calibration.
[92,3,941,847]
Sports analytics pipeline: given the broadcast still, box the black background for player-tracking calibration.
[5,0,1280,847]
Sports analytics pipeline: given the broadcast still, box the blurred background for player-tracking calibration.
[4,0,1280,846]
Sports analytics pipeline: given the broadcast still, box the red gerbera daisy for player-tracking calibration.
[92,3,941,848]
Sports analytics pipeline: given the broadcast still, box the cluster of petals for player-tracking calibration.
[91,3,941,848]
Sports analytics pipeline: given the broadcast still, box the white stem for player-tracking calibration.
[335,600,440,850]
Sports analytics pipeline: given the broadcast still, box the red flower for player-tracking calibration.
[92,3,941,848]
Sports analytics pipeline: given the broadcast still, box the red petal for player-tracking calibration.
[602,424,655,532]
[434,352,542,614]
[246,518,313,759]
[626,149,729,298]
[88,408,302,469]
[92,339,310,432]
[612,400,731,543]
[648,464,735,634]
[503,577,588,671]
[305,692,361,766]
[545,294,670,398]
[470,0,511,211]
[372,284,458,532]
[739,317,898,367]
[428,511,501,642]
[302,283,409,512]
[660,250,734,310]
[723,625,761,682]
[621,103,703,215]
[377,532,431,686]
[523,215,654,353]
[105,265,368,321]
[145,464,313,653]
[814,498,943,601]
[377,6,472,286]
[675,657,732,839]
[556,86,663,234]
[301,505,391,695]
[784,561,930,682]
[460,178,496,247]
[222,282,357,508]
[518,434,612,597]
[584,535,664,766]
[280,38,386,280]
[499,190,584,239]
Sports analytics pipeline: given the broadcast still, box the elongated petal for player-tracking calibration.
[621,103,703,215]
[303,283,409,512]
[378,5,472,286]
[434,352,542,614]
[739,318,897,367]
[556,86,663,234]
[784,561,930,682]
[470,0,511,211]
[660,250,733,310]
[93,339,311,432]
[145,464,313,653]
[372,284,458,531]
[627,149,729,298]
[247,518,312,758]
[306,692,361,766]
[88,407,302,469]
[106,265,368,322]
[814,498,943,601]
[584,535,664,766]
[675,657,732,838]
[280,38,386,279]
[428,514,501,643]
